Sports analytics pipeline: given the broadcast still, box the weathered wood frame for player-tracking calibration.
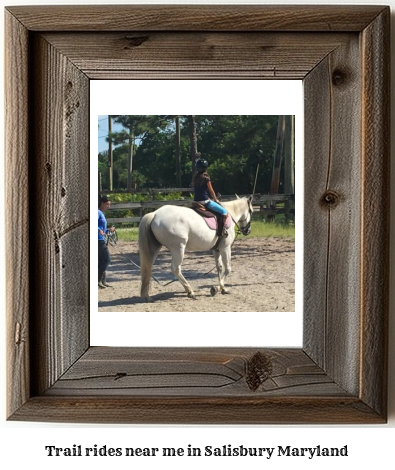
[5,5,389,424]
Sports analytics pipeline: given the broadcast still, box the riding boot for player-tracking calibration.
[217,215,223,237]
[221,215,228,237]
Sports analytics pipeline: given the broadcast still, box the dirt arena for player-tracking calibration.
[98,236,295,312]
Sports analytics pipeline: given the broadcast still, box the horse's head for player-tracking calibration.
[239,195,253,236]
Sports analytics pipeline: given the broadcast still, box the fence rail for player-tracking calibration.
[105,193,294,225]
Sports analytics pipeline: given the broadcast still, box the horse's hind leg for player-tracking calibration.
[170,244,196,299]
[140,247,161,301]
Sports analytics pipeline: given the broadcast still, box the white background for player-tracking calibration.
[91,80,304,348]
[1,0,394,469]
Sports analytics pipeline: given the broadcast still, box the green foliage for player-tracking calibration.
[103,192,191,222]
[194,115,279,194]
[115,227,139,242]
[99,115,292,195]
[108,193,149,203]
[134,129,181,187]
[249,220,295,240]
[153,192,184,201]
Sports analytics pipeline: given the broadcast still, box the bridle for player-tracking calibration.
[234,201,253,236]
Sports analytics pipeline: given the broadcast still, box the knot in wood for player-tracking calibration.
[246,351,273,391]
[321,190,340,208]
[123,35,149,49]
[332,68,348,87]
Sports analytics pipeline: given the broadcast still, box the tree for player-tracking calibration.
[99,115,290,195]
[270,115,286,194]
[108,115,166,191]
[187,115,198,172]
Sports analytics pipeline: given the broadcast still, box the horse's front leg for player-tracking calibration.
[170,245,196,299]
[211,247,231,296]
[211,250,223,296]
[218,245,232,294]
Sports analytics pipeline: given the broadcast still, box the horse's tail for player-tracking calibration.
[138,211,162,300]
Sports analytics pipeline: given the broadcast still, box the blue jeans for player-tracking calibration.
[205,200,227,215]
[98,240,111,281]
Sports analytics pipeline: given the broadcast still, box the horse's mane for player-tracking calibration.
[221,197,249,219]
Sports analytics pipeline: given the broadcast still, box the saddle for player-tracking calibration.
[191,202,231,236]
[191,202,216,218]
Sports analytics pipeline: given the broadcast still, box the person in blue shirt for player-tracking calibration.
[98,196,115,288]
[192,156,228,237]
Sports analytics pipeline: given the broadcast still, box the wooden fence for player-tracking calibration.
[106,193,294,225]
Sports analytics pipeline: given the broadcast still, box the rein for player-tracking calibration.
[106,230,162,285]
[232,213,252,236]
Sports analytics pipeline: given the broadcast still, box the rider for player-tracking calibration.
[192,156,228,237]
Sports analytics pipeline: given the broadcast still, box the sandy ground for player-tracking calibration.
[98,237,295,312]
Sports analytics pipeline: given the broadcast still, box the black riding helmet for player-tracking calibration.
[195,158,208,173]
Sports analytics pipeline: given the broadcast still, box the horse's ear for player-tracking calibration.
[235,194,240,199]
[248,195,253,202]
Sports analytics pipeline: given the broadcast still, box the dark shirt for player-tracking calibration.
[194,175,211,201]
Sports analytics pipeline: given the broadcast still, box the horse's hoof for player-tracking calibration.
[188,292,197,300]
[221,289,230,295]
[210,286,218,296]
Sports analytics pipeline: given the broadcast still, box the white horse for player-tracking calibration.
[138,195,253,301]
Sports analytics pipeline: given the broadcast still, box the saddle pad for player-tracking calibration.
[202,214,232,231]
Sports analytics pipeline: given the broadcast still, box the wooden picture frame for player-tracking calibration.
[5,5,389,424]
